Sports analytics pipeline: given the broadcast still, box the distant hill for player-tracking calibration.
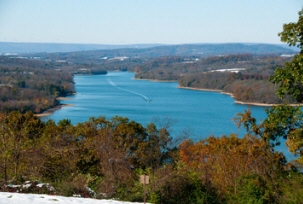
[0,42,162,54]
[73,43,296,57]
[0,42,297,57]
[47,43,297,59]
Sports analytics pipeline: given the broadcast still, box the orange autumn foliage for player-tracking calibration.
[178,134,285,195]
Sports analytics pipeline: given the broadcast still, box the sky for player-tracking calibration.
[0,0,302,45]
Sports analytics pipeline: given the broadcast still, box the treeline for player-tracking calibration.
[0,111,303,203]
[179,69,295,104]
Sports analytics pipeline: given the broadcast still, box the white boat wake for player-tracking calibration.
[107,77,152,102]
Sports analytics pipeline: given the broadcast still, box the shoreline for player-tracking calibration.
[178,86,222,93]
[35,104,74,117]
[177,85,302,107]
[35,96,75,117]
[56,96,73,100]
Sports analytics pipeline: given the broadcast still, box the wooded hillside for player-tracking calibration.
[0,56,107,113]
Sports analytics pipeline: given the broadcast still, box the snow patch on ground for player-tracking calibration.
[0,192,147,204]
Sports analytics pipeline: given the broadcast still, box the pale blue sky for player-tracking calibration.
[0,0,302,45]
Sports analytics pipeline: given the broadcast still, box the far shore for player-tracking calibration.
[178,85,302,107]
[133,77,177,83]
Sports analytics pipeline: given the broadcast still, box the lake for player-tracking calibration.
[44,71,292,159]
[45,71,268,138]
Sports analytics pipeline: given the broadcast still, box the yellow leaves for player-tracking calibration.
[285,128,303,159]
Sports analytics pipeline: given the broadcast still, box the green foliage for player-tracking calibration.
[262,105,303,141]
[261,105,303,164]
[279,172,303,203]
[270,9,303,102]
[270,54,303,102]
[234,105,303,162]
[150,166,220,204]
[232,175,273,204]
[234,9,303,166]
[278,9,303,50]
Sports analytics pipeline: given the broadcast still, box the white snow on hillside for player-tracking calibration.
[0,192,148,204]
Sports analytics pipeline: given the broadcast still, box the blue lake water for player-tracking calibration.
[44,71,293,159]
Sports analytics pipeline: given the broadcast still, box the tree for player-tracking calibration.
[234,8,303,165]
[65,116,175,198]
[178,134,285,202]
[270,8,303,102]
[236,105,303,163]
[40,119,78,183]
[266,8,303,163]
[0,111,45,184]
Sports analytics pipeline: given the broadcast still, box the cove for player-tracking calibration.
[44,71,292,159]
